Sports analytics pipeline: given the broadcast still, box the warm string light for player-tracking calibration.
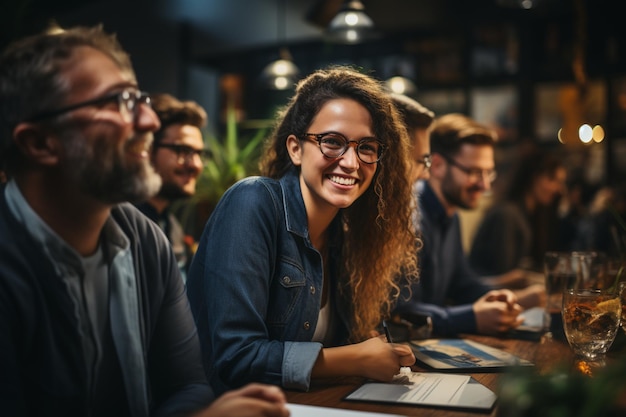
[557,0,605,146]
[557,124,605,144]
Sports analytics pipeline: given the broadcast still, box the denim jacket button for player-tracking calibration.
[310,286,316,294]
[303,321,310,330]
[282,276,291,284]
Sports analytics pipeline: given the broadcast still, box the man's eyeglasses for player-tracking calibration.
[154,143,212,164]
[26,89,151,123]
[417,154,432,169]
[440,153,497,183]
[301,132,385,164]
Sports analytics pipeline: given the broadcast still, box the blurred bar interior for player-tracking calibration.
[3,0,625,220]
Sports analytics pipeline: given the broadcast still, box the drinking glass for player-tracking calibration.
[562,288,621,361]
[543,251,603,339]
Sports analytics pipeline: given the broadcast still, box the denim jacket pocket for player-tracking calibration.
[267,258,307,330]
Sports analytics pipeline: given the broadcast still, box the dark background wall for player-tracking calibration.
[2,0,625,185]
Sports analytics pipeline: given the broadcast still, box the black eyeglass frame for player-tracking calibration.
[153,143,212,162]
[25,89,151,123]
[438,153,497,183]
[301,132,386,164]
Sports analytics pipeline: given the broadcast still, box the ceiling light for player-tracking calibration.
[385,76,417,96]
[261,47,299,90]
[497,0,539,9]
[260,0,300,90]
[326,0,376,44]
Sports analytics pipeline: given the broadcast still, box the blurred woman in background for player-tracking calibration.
[469,146,567,276]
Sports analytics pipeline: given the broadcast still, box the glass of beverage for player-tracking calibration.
[562,288,621,361]
[543,251,603,339]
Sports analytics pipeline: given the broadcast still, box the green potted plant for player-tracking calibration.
[497,357,626,417]
[195,108,268,210]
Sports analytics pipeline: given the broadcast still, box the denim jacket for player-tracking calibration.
[187,168,351,394]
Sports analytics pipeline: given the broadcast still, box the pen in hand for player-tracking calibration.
[383,320,394,343]
[383,320,414,379]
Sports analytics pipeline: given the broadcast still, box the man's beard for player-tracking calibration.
[440,170,479,211]
[62,129,162,204]
[157,180,194,201]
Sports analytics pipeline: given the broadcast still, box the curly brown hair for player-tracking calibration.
[259,65,419,341]
[150,93,207,146]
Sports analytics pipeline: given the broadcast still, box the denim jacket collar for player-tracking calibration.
[279,168,309,239]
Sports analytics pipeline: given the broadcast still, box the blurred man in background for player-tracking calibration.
[394,113,543,337]
[135,93,209,282]
[390,93,435,183]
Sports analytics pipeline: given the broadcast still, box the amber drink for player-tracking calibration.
[562,288,621,360]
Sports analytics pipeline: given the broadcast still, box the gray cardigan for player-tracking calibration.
[0,183,213,417]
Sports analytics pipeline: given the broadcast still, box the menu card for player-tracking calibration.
[410,338,534,371]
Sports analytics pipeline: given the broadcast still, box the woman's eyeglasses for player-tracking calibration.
[301,132,385,164]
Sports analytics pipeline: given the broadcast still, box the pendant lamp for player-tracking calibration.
[385,76,417,96]
[326,0,376,44]
[261,0,300,90]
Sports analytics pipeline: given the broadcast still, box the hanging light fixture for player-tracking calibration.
[262,47,299,90]
[326,0,376,44]
[261,0,300,90]
[497,0,541,10]
[385,76,417,96]
[384,58,418,96]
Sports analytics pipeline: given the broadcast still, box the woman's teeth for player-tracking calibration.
[329,175,356,185]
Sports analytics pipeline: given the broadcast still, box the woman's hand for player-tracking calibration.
[357,336,416,382]
[312,335,415,382]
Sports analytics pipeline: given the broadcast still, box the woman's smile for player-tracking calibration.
[328,174,357,186]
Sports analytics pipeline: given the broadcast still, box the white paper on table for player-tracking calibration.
[345,373,469,406]
[344,370,497,411]
[287,403,405,417]
[518,306,545,331]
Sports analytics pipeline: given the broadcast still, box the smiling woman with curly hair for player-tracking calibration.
[187,65,420,394]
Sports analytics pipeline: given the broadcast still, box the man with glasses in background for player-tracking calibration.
[0,24,288,417]
[389,93,434,183]
[394,113,542,337]
[136,93,209,283]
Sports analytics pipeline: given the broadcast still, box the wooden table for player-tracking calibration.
[286,332,626,416]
